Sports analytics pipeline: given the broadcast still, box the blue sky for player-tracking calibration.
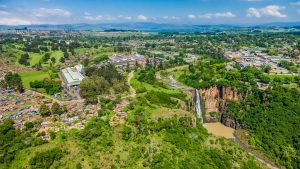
[0,0,300,25]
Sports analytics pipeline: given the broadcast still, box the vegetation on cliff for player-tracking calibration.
[179,56,300,168]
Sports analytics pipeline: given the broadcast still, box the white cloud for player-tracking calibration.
[188,14,196,19]
[247,5,287,18]
[247,8,261,18]
[137,15,148,21]
[162,16,179,20]
[33,8,72,17]
[0,17,37,25]
[198,12,236,19]
[290,1,300,6]
[0,10,10,16]
[0,7,40,25]
[84,15,103,21]
[118,15,132,20]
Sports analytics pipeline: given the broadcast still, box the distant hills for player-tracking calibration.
[1,22,300,32]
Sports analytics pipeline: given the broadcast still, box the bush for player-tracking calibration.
[29,148,65,169]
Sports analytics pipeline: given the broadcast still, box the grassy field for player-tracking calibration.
[29,52,43,66]
[130,75,183,95]
[50,51,64,65]
[19,71,50,88]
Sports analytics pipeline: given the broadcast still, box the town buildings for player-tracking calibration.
[109,54,148,67]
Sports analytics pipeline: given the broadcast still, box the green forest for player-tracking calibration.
[179,56,300,168]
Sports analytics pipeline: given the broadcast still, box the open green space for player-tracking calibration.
[19,71,50,88]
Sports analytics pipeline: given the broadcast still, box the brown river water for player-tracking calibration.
[203,122,235,139]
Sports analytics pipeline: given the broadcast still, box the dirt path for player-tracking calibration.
[113,71,136,113]
[128,71,136,98]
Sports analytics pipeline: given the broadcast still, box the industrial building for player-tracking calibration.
[60,64,85,87]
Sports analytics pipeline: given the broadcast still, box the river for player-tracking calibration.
[203,122,235,139]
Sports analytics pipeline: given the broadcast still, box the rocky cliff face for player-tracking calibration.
[199,86,241,128]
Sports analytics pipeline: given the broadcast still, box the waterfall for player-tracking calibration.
[195,89,203,123]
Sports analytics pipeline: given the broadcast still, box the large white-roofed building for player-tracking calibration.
[60,64,85,87]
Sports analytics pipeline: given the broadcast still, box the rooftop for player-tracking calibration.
[61,64,85,86]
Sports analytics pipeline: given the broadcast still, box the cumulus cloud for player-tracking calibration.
[247,8,261,18]
[84,15,103,21]
[0,6,39,25]
[33,8,72,17]
[247,5,287,18]
[137,15,148,21]
[187,14,196,19]
[162,16,179,20]
[118,15,132,20]
[198,12,236,19]
[0,11,39,25]
[0,18,37,25]
[84,14,116,21]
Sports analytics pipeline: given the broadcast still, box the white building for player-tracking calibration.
[60,64,85,87]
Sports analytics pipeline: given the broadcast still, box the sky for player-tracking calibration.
[0,0,300,25]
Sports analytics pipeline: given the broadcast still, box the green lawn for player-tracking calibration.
[50,51,64,65]
[130,75,181,95]
[29,53,43,66]
[19,71,50,88]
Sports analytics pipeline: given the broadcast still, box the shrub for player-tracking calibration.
[29,148,65,169]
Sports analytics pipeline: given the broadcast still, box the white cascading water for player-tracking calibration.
[195,89,203,123]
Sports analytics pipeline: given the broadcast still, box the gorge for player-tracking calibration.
[198,86,241,129]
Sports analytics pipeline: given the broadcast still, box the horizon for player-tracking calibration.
[1,0,300,26]
[2,21,300,27]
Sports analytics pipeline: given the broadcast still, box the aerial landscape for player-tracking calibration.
[0,0,300,168]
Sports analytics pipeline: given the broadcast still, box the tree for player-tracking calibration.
[51,102,64,115]
[60,57,65,63]
[82,58,89,67]
[39,104,51,117]
[18,53,30,66]
[261,64,272,73]
[24,122,34,129]
[122,126,132,141]
[63,52,69,59]
[42,53,51,62]
[50,57,56,64]
[4,72,24,92]
[79,76,109,104]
